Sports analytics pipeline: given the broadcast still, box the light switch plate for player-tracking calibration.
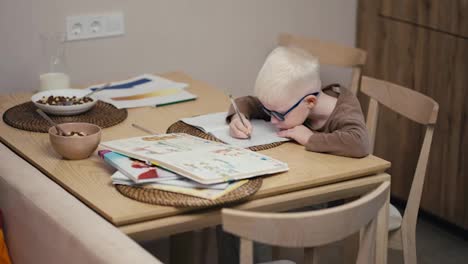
[66,12,125,41]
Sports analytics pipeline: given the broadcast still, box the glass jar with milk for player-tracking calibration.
[39,32,70,91]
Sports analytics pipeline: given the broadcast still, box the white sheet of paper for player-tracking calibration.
[87,74,196,109]
[181,112,228,133]
[181,112,290,148]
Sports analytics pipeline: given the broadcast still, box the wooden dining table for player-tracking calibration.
[0,72,391,263]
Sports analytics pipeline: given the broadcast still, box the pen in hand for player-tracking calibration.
[229,94,251,139]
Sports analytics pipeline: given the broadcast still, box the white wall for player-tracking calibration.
[0,0,357,95]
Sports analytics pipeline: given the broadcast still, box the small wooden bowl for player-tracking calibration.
[48,122,101,160]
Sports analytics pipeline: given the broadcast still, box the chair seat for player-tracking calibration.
[388,203,403,231]
[259,260,296,264]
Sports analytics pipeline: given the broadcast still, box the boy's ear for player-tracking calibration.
[304,95,318,109]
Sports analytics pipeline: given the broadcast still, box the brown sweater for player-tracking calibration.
[227,84,370,158]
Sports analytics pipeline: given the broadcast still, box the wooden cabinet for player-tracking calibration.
[357,0,468,229]
[380,0,468,38]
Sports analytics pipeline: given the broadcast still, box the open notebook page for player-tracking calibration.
[181,112,290,148]
[181,112,227,133]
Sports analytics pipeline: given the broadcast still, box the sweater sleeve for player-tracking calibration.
[305,114,370,158]
[226,96,270,123]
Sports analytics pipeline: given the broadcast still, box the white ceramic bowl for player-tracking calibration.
[32,89,98,116]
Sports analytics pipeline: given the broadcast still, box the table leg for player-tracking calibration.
[170,231,199,264]
[170,228,216,264]
[216,225,240,264]
[375,182,390,264]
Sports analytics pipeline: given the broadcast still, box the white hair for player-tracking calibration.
[254,46,321,106]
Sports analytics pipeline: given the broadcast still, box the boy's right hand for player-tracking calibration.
[229,114,252,139]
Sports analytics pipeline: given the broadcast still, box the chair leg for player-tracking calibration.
[375,183,390,264]
[343,232,360,264]
[357,219,377,264]
[401,226,417,264]
[240,238,254,264]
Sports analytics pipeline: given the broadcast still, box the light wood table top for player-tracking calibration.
[0,72,391,226]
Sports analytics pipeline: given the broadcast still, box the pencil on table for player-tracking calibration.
[132,123,158,135]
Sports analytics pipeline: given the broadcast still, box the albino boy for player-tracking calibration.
[227,46,369,158]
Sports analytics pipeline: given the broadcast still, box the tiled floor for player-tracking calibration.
[142,214,468,264]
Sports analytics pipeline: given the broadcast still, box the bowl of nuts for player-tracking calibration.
[48,122,102,160]
[32,89,97,116]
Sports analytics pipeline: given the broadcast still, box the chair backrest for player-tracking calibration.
[360,76,439,232]
[222,182,390,264]
[277,33,367,94]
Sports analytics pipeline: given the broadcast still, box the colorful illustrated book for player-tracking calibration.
[111,171,246,200]
[180,112,290,148]
[100,133,289,184]
[98,150,180,183]
[87,74,197,109]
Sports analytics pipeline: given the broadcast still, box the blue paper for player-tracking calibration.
[90,78,152,90]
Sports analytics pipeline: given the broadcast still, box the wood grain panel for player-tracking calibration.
[359,1,422,206]
[380,0,468,38]
[455,37,468,228]
[358,0,468,229]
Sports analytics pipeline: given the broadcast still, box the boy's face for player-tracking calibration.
[261,93,317,130]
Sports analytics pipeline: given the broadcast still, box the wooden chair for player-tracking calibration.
[277,33,367,95]
[222,182,390,264]
[360,76,439,264]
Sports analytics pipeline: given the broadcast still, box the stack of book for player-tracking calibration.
[98,150,247,200]
[99,133,289,200]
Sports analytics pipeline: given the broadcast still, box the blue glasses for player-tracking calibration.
[262,92,320,121]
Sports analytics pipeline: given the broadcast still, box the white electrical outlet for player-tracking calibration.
[66,12,125,41]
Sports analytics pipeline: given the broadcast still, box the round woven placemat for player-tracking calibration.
[115,178,262,207]
[116,120,284,208]
[3,101,128,133]
[166,120,285,151]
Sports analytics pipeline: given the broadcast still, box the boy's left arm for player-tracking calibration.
[304,117,370,158]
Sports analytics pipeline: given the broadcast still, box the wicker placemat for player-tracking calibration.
[115,119,284,208]
[166,120,285,151]
[115,178,262,207]
[3,101,127,133]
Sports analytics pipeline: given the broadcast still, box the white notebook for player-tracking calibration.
[180,112,290,148]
